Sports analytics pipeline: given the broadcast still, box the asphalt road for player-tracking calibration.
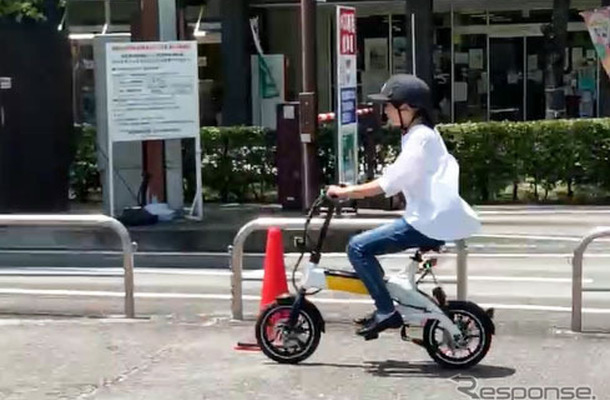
[1,253,610,332]
[1,316,609,400]
[1,207,610,399]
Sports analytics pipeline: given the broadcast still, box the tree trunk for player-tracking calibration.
[542,0,570,119]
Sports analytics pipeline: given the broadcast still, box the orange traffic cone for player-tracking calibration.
[234,227,289,351]
[259,227,289,310]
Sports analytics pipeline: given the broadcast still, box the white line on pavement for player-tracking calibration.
[0,268,594,284]
[1,288,610,314]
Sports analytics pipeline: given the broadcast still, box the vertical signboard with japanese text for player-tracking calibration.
[336,6,358,184]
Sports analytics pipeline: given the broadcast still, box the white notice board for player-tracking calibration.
[106,41,200,142]
[104,41,202,220]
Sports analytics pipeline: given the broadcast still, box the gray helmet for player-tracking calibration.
[368,74,432,111]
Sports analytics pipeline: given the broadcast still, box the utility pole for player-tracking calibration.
[131,0,166,204]
[299,0,319,210]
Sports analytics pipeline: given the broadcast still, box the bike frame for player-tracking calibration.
[299,257,462,339]
[290,195,463,341]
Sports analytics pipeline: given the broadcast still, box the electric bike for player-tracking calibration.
[255,192,495,369]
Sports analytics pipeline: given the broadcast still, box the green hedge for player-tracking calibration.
[69,118,610,205]
[195,126,276,202]
[437,119,610,203]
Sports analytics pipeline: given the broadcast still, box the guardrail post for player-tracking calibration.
[123,241,136,318]
[229,244,243,320]
[456,239,468,301]
[572,245,583,333]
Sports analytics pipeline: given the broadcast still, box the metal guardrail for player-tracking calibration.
[572,226,610,332]
[0,215,136,318]
[229,217,468,320]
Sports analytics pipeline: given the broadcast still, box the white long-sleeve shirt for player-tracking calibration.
[377,124,481,241]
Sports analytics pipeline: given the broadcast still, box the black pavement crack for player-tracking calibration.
[73,343,178,400]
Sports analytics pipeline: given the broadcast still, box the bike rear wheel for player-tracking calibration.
[423,301,492,369]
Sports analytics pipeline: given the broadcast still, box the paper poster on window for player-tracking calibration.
[365,38,388,71]
[455,52,469,65]
[454,82,468,102]
[468,49,483,69]
[527,55,538,71]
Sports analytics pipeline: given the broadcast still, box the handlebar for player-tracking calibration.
[290,186,353,292]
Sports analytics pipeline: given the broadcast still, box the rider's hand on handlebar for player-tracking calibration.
[326,184,350,200]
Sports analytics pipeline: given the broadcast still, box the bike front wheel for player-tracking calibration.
[255,301,322,364]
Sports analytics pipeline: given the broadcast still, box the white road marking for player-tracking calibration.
[0,268,594,284]
[1,288,609,314]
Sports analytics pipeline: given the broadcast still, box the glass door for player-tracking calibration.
[489,37,524,121]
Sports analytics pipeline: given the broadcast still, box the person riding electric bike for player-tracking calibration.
[326,74,482,339]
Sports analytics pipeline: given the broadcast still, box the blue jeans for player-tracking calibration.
[347,218,445,315]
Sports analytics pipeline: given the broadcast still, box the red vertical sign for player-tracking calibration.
[339,8,356,56]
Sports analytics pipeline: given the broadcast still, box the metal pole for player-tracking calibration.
[302,142,311,207]
[108,125,115,217]
[572,244,583,332]
[523,35,527,121]
[486,9,490,122]
[230,239,244,320]
[456,239,468,300]
[388,13,393,74]
[302,0,317,95]
[194,133,204,220]
[300,0,317,210]
[122,242,136,318]
[411,13,417,76]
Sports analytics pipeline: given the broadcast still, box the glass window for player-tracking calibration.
[67,0,105,27]
[433,12,452,123]
[70,42,96,125]
[357,15,390,103]
[525,35,546,120]
[453,11,488,122]
[390,15,406,74]
[110,0,138,26]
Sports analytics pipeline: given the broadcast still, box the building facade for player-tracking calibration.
[65,0,606,127]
